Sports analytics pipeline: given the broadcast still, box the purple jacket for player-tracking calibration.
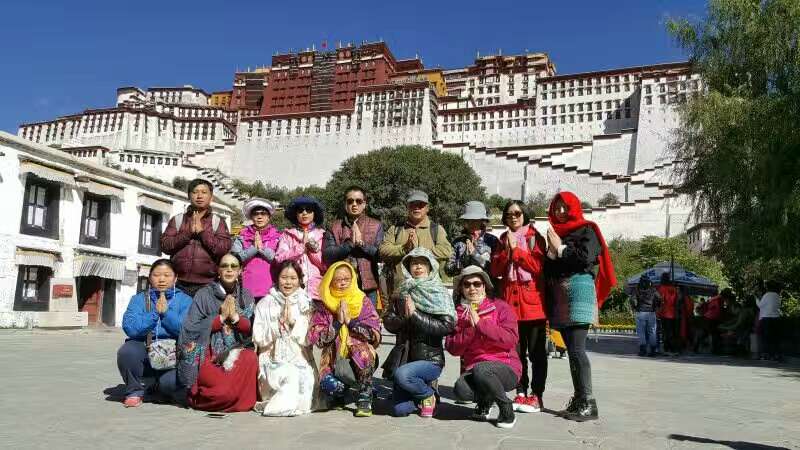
[445,297,521,377]
[232,225,281,298]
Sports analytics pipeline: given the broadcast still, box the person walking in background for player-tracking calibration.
[276,197,326,300]
[630,277,661,357]
[160,178,232,296]
[545,191,616,422]
[323,186,384,308]
[490,200,548,413]
[232,198,281,303]
[757,281,783,361]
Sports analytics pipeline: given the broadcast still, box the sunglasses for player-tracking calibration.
[505,211,523,218]
[219,263,240,270]
[462,280,484,289]
[297,206,315,214]
[346,198,365,205]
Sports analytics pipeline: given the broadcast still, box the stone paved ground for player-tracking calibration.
[0,328,797,450]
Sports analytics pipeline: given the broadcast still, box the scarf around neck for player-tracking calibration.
[399,247,455,320]
[507,225,534,283]
[319,261,365,358]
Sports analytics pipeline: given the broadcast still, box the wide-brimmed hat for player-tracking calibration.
[406,190,429,204]
[459,201,489,221]
[452,265,494,301]
[286,196,325,227]
[242,197,275,219]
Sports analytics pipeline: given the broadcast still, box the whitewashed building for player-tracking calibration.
[0,132,232,329]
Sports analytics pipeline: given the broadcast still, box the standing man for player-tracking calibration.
[160,178,232,296]
[630,277,661,357]
[379,190,453,298]
[323,185,385,307]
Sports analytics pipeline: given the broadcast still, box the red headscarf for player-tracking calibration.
[548,191,617,307]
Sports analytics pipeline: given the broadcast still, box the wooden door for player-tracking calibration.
[77,276,103,324]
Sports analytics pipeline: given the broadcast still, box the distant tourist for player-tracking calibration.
[544,191,616,422]
[489,200,548,413]
[160,178,232,296]
[446,266,521,429]
[657,273,680,354]
[694,288,732,354]
[757,281,783,361]
[383,248,456,418]
[178,253,258,412]
[275,197,326,300]
[231,198,281,303]
[630,276,661,357]
[252,261,319,416]
[380,190,453,298]
[117,259,193,408]
[309,262,381,417]
[323,186,384,308]
[445,201,499,277]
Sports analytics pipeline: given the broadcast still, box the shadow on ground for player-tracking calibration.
[668,433,791,450]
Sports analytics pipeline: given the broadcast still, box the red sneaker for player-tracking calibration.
[525,394,542,413]
[419,394,436,418]
[123,396,143,408]
[512,394,528,412]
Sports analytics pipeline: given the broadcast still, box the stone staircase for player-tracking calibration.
[197,167,248,208]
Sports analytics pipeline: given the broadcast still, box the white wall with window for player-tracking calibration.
[0,132,232,329]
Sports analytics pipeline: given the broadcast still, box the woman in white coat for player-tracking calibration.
[252,260,319,416]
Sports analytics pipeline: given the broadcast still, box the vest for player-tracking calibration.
[331,216,381,291]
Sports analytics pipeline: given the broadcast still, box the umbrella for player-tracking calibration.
[625,261,719,297]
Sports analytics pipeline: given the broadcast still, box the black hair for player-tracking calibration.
[187,178,214,196]
[638,277,652,289]
[501,200,531,227]
[343,185,368,202]
[660,272,672,285]
[276,260,305,289]
[149,259,176,277]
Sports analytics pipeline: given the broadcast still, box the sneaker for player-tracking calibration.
[419,394,436,418]
[470,403,491,421]
[495,402,516,429]
[123,396,143,408]
[564,398,598,422]
[455,399,472,405]
[513,394,540,413]
[525,394,542,413]
[512,394,528,412]
[328,395,346,410]
[355,399,372,417]
[559,396,580,417]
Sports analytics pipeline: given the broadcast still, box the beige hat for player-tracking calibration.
[452,265,494,301]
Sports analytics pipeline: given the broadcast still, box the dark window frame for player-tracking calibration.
[13,265,52,312]
[19,176,60,239]
[137,208,163,256]
[79,193,111,247]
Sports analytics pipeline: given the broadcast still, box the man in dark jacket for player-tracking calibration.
[630,277,662,356]
[323,186,384,307]
[160,178,232,296]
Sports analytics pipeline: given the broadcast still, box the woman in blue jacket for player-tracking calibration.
[117,259,193,407]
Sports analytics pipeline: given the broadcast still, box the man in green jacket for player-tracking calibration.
[379,190,453,298]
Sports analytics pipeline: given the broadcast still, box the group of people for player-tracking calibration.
[630,276,784,360]
[117,178,617,428]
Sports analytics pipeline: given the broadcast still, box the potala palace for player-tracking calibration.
[17,41,701,241]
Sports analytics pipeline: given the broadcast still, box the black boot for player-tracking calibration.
[559,396,581,417]
[495,401,516,429]
[648,346,658,357]
[565,398,599,422]
[638,345,647,357]
[470,402,491,421]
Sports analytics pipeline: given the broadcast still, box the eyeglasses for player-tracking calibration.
[333,277,352,284]
[346,198,365,205]
[505,211,523,218]
[462,280,484,289]
[219,263,240,270]
[297,207,314,214]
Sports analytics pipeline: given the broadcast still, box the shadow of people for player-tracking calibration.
[103,384,126,402]
[669,434,791,450]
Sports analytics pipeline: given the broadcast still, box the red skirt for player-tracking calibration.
[188,348,258,412]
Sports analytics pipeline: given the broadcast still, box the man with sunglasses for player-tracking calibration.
[323,186,385,307]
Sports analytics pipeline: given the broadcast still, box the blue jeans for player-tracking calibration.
[391,360,442,416]
[635,311,658,348]
[117,339,183,401]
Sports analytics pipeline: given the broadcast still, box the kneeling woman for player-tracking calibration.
[308,262,381,417]
[445,266,521,429]
[253,261,319,416]
[118,259,193,407]
[384,248,455,418]
[178,253,258,412]
[545,191,616,421]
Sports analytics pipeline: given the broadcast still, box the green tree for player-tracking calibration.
[667,0,800,263]
[172,176,190,192]
[525,192,549,217]
[597,192,620,207]
[324,145,487,237]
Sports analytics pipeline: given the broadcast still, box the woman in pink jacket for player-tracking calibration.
[275,197,326,300]
[446,265,521,429]
[231,198,281,302]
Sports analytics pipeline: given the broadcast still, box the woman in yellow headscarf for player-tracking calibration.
[308,261,381,417]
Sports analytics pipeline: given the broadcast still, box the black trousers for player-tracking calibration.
[759,318,780,356]
[561,325,593,399]
[454,361,518,407]
[516,320,548,397]
[661,318,677,353]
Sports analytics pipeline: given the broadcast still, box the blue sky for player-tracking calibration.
[0,0,705,133]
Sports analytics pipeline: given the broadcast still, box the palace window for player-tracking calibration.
[20,178,60,239]
[14,265,52,312]
[80,194,110,247]
[138,209,162,256]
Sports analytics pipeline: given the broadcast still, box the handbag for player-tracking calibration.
[381,338,409,380]
[145,293,177,371]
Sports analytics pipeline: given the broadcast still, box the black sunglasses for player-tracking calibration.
[346,198,365,205]
[296,206,315,214]
[462,280,484,289]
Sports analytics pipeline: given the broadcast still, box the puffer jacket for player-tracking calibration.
[383,300,455,368]
[160,210,232,285]
[275,227,326,300]
[630,286,662,313]
[232,224,281,298]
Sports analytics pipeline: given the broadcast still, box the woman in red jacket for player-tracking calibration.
[490,200,548,413]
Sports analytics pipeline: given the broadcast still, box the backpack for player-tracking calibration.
[174,212,221,232]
